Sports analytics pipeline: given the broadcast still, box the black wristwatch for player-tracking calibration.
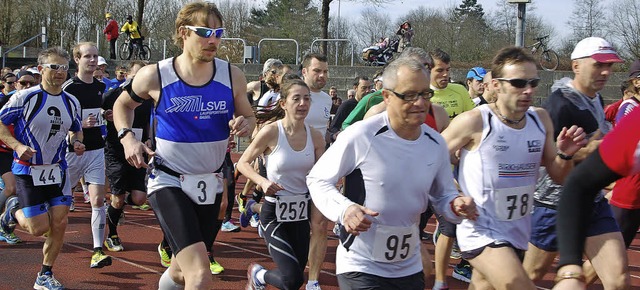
[117,128,134,140]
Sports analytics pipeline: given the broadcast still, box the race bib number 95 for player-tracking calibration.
[372,224,419,263]
[180,173,219,205]
[275,195,310,222]
[494,185,535,221]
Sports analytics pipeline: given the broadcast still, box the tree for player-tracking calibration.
[454,0,485,21]
[568,0,606,41]
[607,0,640,59]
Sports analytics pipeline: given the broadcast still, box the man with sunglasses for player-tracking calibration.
[0,73,16,97]
[523,37,628,289]
[113,2,255,289]
[308,56,477,290]
[15,70,36,91]
[441,46,586,289]
[0,46,85,290]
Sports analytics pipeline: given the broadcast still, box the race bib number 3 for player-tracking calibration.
[372,224,418,263]
[31,164,62,186]
[494,185,535,221]
[275,195,310,222]
[180,173,219,205]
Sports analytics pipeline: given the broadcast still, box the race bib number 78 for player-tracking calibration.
[494,185,535,221]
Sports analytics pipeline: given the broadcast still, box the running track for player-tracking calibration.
[1,154,640,289]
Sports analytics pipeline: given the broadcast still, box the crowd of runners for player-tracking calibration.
[0,1,638,290]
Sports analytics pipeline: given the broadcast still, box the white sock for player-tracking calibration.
[91,206,106,248]
[159,269,184,290]
[82,183,89,194]
[307,280,318,286]
[256,268,267,284]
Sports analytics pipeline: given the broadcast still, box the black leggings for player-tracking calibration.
[222,152,235,222]
[260,200,310,290]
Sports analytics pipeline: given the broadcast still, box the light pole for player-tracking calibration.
[508,0,531,47]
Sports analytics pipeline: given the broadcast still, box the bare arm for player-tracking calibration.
[441,109,482,156]
[363,102,386,120]
[237,123,281,195]
[0,123,35,160]
[69,130,86,156]
[431,103,450,133]
[310,127,325,162]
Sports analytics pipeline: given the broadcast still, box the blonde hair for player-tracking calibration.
[173,1,223,48]
[72,42,96,60]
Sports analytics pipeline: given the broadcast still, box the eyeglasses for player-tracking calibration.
[41,64,69,72]
[18,81,34,86]
[495,78,540,88]
[184,26,225,39]
[4,81,15,85]
[387,89,434,102]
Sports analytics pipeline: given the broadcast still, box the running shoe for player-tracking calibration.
[236,194,246,213]
[420,231,433,241]
[209,257,224,275]
[132,203,151,210]
[452,264,472,283]
[250,213,260,228]
[158,243,172,268]
[34,271,64,290]
[0,196,18,234]
[83,192,90,203]
[306,281,322,290]
[69,200,75,212]
[104,235,124,252]
[246,263,266,290]
[240,200,256,227]
[221,220,241,232]
[90,249,112,268]
[0,229,21,244]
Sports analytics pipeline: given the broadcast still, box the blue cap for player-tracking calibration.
[466,67,487,81]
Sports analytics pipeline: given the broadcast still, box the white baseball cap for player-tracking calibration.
[571,37,623,63]
[98,56,108,66]
[27,67,40,75]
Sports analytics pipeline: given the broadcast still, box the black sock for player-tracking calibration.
[161,238,172,256]
[124,193,135,205]
[106,205,123,236]
[94,247,102,253]
[40,265,52,275]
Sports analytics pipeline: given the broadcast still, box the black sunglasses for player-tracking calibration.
[184,26,225,39]
[18,81,34,86]
[4,81,15,85]
[387,89,434,102]
[495,78,540,88]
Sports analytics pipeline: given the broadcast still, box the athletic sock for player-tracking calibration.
[433,281,447,289]
[91,206,106,248]
[307,280,319,287]
[40,265,52,275]
[256,268,266,284]
[106,205,123,236]
[159,269,184,290]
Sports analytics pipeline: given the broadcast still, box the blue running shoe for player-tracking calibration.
[246,262,266,290]
[0,229,21,244]
[240,200,255,228]
[0,196,18,234]
[452,263,472,283]
[34,271,64,290]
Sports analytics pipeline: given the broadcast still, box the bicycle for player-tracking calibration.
[527,35,559,71]
[119,37,150,61]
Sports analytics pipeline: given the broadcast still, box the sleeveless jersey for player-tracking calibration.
[266,121,314,197]
[153,57,234,174]
[457,105,545,251]
[0,86,82,174]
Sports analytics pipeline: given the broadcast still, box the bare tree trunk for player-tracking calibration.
[137,0,145,27]
[320,0,332,55]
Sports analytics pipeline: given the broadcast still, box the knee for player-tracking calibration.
[183,268,212,288]
[26,221,50,236]
[131,193,146,206]
[111,196,125,209]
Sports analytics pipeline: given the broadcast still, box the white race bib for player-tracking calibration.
[30,164,62,186]
[180,173,219,205]
[494,185,535,221]
[372,224,419,263]
[132,128,143,142]
[82,108,104,127]
[275,195,310,222]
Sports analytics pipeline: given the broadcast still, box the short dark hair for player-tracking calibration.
[429,48,450,64]
[353,76,369,88]
[302,53,328,69]
[491,46,536,79]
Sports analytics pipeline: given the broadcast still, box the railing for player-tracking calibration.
[2,27,46,68]
[257,38,300,65]
[310,38,354,66]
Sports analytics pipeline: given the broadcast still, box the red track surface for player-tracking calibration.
[1,153,640,289]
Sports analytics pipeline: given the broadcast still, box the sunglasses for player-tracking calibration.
[4,81,15,85]
[387,89,434,102]
[18,81,34,86]
[495,78,540,88]
[184,26,225,39]
[41,64,69,72]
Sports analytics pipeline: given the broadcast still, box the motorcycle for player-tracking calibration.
[362,38,399,66]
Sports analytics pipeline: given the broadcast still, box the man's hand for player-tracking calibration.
[258,180,284,196]
[121,135,154,168]
[342,204,379,236]
[83,114,98,128]
[452,196,479,220]
[15,144,36,161]
[556,125,587,156]
[229,116,250,137]
[73,141,86,156]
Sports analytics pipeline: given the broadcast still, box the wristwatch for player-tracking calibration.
[117,128,134,140]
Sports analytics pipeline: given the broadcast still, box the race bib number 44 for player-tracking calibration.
[494,185,535,221]
[372,224,419,263]
[30,164,62,186]
[275,195,310,222]
[180,173,219,205]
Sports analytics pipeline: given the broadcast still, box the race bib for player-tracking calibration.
[132,128,143,142]
[494,185,535,221]
[180,173,219,205]
[371,224,419,263]
[275,194,310,222]
[82,108,104,127]
[30,164,62,186]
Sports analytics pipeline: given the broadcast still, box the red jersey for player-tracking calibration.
[424,106,437,131]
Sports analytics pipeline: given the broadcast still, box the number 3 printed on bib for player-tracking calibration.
[372,224,418,263]
[30,164,62,186]
[494,185,535,221]
[180,173,219,205]
[275,195,310,222]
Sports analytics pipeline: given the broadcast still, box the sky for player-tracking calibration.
[334,0,614,44]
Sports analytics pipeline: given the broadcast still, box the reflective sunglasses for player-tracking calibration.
[387,89,434,102]
[184,26,225,39]
[18,80,34,86]
[41,64,69,72]
[495,78,540,88]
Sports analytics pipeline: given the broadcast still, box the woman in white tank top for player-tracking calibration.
[237,79,326,290]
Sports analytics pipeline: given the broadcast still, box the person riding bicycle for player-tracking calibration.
[120,15,143,60]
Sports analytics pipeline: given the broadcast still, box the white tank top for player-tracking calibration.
[266,120,315,197]
[457,105,545,251]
